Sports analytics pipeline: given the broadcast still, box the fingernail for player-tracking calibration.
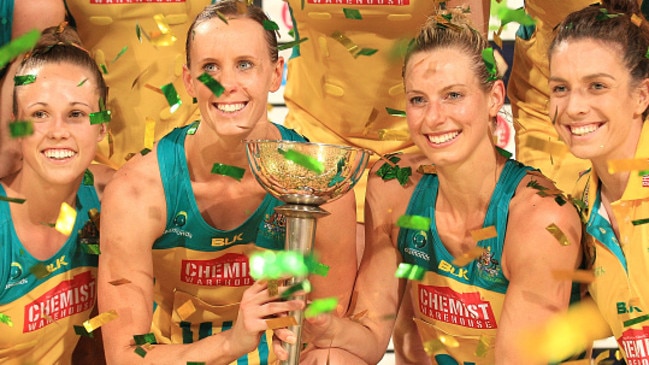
[286,335,296,344]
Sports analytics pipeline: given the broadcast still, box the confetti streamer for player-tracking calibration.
[0,29,40,69]
[305,297,339,318]
[14,74,36,86]
[133,332,157,345]
[136,23,143,43]
[0,313,13,327]
[278,38,309,51]
[378,129,409,141]
[89,110,112,125]
[354,48,378,58]
[83,310,118,333]
[632,218,649,226]
[552,270,596,284]
[9,121,34,138]
[211,163,245,181]
[470,226,497,242]
[396,215,431,231]
[197,72,225,97]
[109,278,131,286]
[607,158,649,174]
[546,223,571,246]
[278,148,324,174]
[74,325,94,338]
[111,46,128,63]
[280,280,312,299]
[331,31,359,55]
[262,19,279,31]
[496,6,535,27]
[343,8,362,20]
[160,83,182,113]
[55,202,77,236]
[395,263,426,281]
[265,316,298,330]
[481,48,498,81]
[144,118,156,150]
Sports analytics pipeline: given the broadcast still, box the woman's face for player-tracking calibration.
[14,62,105,185]
[182,17,283,137]
[549,38,649,163]
[404,47,504,167]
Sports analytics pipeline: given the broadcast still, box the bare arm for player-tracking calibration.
[0,0,65,178]
[98,154,303,365]
[495,176,582,364]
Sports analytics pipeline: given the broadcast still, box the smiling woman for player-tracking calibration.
[0,24,113,364]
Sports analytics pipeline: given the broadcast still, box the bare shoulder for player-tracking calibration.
[103,152,165,211]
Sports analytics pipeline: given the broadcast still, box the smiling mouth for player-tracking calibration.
[427,131,460,144]
[216,103,246,113]
[43,148,76,160]
[570,123,602,136]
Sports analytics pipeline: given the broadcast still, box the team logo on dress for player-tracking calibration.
[5,262,27,290]
[476,247,501,278]
[619,327,649,362]
[261,211,286,241]
[174,211,188,227]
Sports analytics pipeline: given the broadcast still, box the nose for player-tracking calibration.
[422,101,443,126]
[565,89,590,120]
[217,67,237,96]
[46,115,71,140]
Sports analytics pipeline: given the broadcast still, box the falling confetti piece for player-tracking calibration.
[265,316,298,330]
[9,121,34,138]
[607,158,649,173]
[331,31,359,55]
[281,280,312,299]
[249,251,308,280]
[475,334,493,357]
[89,110,112,125]
[470,226,497,242]
[144,118,156,150]
[83,310,118,333]
[417,165,437,175]
[176,300,197,320]
[495,146,512,159]
[74,325,94,338]
[0,29,40,69]
[134,346,148,358]
[552,270,596,283]
[29,263,50,279]
[160,83,182,113]
[198,72,225,97]
[80,243,101,255]
[481,48,498,81]
[278,38,309,51]
[279,148,324,173]
[0,313,13,327]
[211,163,245,181]
[395,263,426,281]
[267,279,279,297]
[262,19,279,31]
[111,46,128,63]
[452,247,486,267]
[133,332,157,345]
[55,202,77,236]
[305,297,339,318]
[632,218,649,226]
[14,74,36,86]
[396,215,431,231]
[525,135,568,156]
[546,223,571,246]
[343,8,362,20]
[378,129,409,141]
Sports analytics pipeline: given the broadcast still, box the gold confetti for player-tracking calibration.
[470,226,497,242]
[54,202,76,236]
[267,279,279,297]
[378,129,410,141]
[144,117,156,150]
[452,246,486,267]
[417,165,437,175]
[632,14,643,27]
[552,270,596,284]
[83,310,118,333]
[175,300,196,321]
[524,135,568,157]
[422,339,444,355]
[265,316,298,330]
[607,158,649,173]
[437,334,460,348]
[475,334,493,357]
[546,223,570,246]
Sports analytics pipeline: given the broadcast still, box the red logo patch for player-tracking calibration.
[642,175,649,188]
[417,285,497,329]
[23,271,96,333]
[181,253,253,287]
[619,327,649,363]
[307,0,409,5]
[90,0,185,4]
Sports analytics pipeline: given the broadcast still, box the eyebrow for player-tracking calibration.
[549,73,616,83]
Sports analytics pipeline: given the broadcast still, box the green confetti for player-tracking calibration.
[14,74,36,86]
[343,8,362,20]
[263,19,279,31]
[375,155,411,186]
[80,244,101,255]
[632,218,649,226]
[624,314,649,327]
[74,325,94,337]
[111,46,128,63]
[89,110,112,125]
[639,170,649,176]
[280,280,312,299]
[0,313,13,327]
[395,262,426,281]
[304,297,339,318]
[645,47,649,60]
[136,23,143,43]
[140,148,152,156]
[30,263,50,279]
[133,333,157,345]
[0,195,26,204]
[249,251,308,280]
[197,72,225,97]
[216,11,229,24]
[82,169,94,186]
[496,6,535,27]
[77,78,88,87]
[134,346,148,358]
[186,121,200,135]
[495,146,512,159]
[0,29,40,69]
[328,158,347,187]
[278,38,309,51]
[385,107,406,117]
[211,163,245,181]
[278,148,324,174]
[187,363,206,365]
[161,83,182,113]
[354,48,378,58]
[100,64,108,74]
[305,253,329,277]
[481,48,498,82]
[396,215,431,231]
[596,8,622,21]
[9,120,34,138]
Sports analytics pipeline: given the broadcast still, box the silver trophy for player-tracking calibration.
[245,140,370,365]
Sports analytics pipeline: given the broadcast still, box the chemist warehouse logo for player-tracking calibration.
[418,285,497,329]
[181,253,253,287]
[619,327,649,363]
[23,271,96,333]
[309,0,410,5]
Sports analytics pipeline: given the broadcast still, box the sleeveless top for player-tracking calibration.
[398,159,531,364]
[0,173,100,364]
[150,122,305,364]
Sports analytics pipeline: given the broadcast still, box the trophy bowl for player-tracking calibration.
[245,140,371,206]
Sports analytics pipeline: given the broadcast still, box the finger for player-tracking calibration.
[272,334,290,361]
[274,327,297,344]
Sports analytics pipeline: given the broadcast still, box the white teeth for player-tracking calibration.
[571,124,599,136]
[44,149,75,160]
[217,103,245,113]
[428,131,459,144]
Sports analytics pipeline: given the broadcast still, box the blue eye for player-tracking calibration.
[203,63,217,73]
[238,60,253,70]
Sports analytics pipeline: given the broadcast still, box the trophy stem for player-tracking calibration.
[275,204,330,365]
